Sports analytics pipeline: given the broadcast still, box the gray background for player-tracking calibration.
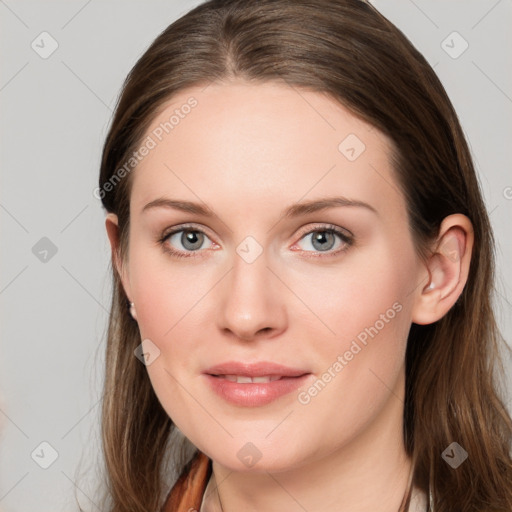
[0,1,511,510]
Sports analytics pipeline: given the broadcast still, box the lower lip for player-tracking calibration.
[204,374,311,407]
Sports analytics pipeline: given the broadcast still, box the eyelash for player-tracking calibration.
[157,223,354,260]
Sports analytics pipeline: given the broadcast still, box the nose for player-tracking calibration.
[216,247,287,342]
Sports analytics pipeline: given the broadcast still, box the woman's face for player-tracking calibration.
[109,80,428,471]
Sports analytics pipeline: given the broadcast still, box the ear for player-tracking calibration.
[105,213,132,301]
[411,214,474,325]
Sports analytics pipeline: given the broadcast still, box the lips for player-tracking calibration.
[203,361,312,407]
[204,361,309,378]
[219,375,282,383]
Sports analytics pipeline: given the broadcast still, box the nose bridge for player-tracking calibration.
[217,235,285,339]
[232,237,270,294]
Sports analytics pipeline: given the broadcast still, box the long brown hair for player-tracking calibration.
[93,1,512,510]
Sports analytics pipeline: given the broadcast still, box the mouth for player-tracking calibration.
[204,360,309,379]
[203,361,312,407]
[211,374,284,383]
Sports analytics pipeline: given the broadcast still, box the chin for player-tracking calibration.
[203,441,311,474]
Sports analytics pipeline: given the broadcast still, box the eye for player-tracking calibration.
[292,224,353,257]
[158,225,215,259]
[158,223,353,259]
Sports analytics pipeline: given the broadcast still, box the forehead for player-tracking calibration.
[129,80,405,222]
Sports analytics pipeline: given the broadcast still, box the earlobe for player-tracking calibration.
[129,302,137,321]
[411,214,474,325]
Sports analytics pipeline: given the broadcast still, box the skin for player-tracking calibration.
[105,80,473,512]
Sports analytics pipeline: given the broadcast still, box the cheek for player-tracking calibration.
[130,253,207,431]
[129,248,200,341]
[288,256,414,456]
[292,239,416,420]
[297,240,415,357]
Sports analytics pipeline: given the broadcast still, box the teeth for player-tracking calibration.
[252,376,272,383]
[222,375,282,383]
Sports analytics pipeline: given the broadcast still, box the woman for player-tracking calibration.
[97,0,512,511]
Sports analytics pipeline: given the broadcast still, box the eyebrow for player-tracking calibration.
[141,196,378,218]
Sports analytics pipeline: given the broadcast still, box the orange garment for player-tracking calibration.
[163,451,212,512]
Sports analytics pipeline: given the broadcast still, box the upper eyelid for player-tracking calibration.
[295,222,353,239]
[163,223,216,242]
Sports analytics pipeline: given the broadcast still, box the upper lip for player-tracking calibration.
[204,361,309,378]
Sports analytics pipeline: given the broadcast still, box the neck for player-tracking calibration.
[203,374,417,512]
